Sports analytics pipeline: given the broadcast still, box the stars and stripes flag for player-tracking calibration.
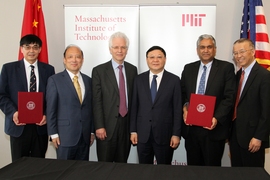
[240,0,270,70]
[18,0,48,64]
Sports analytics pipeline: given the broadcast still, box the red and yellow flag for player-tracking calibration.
[18,0,48,64]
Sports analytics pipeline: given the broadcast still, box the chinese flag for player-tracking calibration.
[18,0,48,64]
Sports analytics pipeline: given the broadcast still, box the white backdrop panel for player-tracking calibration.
[65,5,139,77]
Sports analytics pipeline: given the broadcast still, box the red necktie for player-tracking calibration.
[118,65,127,117]
[233,70,245,120]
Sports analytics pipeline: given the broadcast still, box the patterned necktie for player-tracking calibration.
[233,70,245,120]
[151,75,158,103]
[73,75,82,104]
[118,65,127,117]
[30,65,36,92]
[197,65,207,94]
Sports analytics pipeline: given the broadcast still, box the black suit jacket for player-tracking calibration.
[233,62,270,149]
[92,60,138,140]
[0,59,55,137]
[130,70,182,145]
[181,59,236,140]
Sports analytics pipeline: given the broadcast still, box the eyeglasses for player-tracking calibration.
[147,56,164,60]
[199,45,214,50]
[232,49,252,56]
[111,46,128,50]
[22,45,40,51]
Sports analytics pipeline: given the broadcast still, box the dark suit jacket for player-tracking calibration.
[0,59,55,137]
[181,59,236,140]
[233,62,270,149]
[130,70,182,145]
[92,60,137,140]
[46,70,93,147]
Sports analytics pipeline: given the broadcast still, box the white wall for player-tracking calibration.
[1,0,270,172]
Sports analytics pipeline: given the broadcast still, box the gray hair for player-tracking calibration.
[109,31,129,48]
[196,34,216,47]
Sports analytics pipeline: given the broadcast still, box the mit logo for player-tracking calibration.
[182,14,206,26]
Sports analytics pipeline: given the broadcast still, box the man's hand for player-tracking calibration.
[170,135,180,149]
[249,138,261,153]
[204,117,217,130]
[52,137,60,149]
[13,111,25,126]
[90,134,95,146]
[130,133,138,145]
[36,115,46,126]
[96,128,107,140]
[183,105,191,126]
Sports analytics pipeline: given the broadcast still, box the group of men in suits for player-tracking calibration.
[0,33,269,168]
[181,35,270,168]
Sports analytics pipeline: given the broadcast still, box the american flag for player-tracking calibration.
[240,0,270,70]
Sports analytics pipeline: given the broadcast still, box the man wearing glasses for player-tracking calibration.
[230,38,270,167]
[92,32,137,162]
[0,34,55,162]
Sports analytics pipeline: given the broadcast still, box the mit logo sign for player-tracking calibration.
[182,14,206,26]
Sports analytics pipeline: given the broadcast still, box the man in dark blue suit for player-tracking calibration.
[46,45,94,160]
[0,34,55,162]
[130,46,182,164]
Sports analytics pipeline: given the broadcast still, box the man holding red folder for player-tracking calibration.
[0,34,55,162]
[181,34,236,166]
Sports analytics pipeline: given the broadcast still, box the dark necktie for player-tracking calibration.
[151,75,158,103]
[118,65,127,117]
[30,65,36,92]
[197,65,207,94]
[233,70,245,120]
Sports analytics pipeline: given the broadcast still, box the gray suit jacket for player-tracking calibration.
[46,70,93,147]
[92,60,137,140]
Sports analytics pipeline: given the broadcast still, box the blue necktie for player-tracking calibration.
[197,65,207,94]
[151,75,158,103]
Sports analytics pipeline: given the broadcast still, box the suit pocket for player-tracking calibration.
[58,119,70,126]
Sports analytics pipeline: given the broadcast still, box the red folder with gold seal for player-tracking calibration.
[18,92,43,124]
[186,93,216,128]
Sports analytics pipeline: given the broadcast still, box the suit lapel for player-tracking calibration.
[205,59,218,93]
[239,63,259,101]
[154,70,170,103]
[142,71,152,103]
[18,60,28,91]
[81,73,90,104]
[62,70,81,103]
[105,61,119,95]
[189,61,201,93]
[37,61,46,92]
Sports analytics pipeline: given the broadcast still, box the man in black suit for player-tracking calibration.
[92,32,137,162]
[181,34,236,166]
[0,34,55,162]
[130,46,182,164]
[229,38,270,167]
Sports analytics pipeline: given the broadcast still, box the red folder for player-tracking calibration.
[186,93,216,128]
[18,92,43,124]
